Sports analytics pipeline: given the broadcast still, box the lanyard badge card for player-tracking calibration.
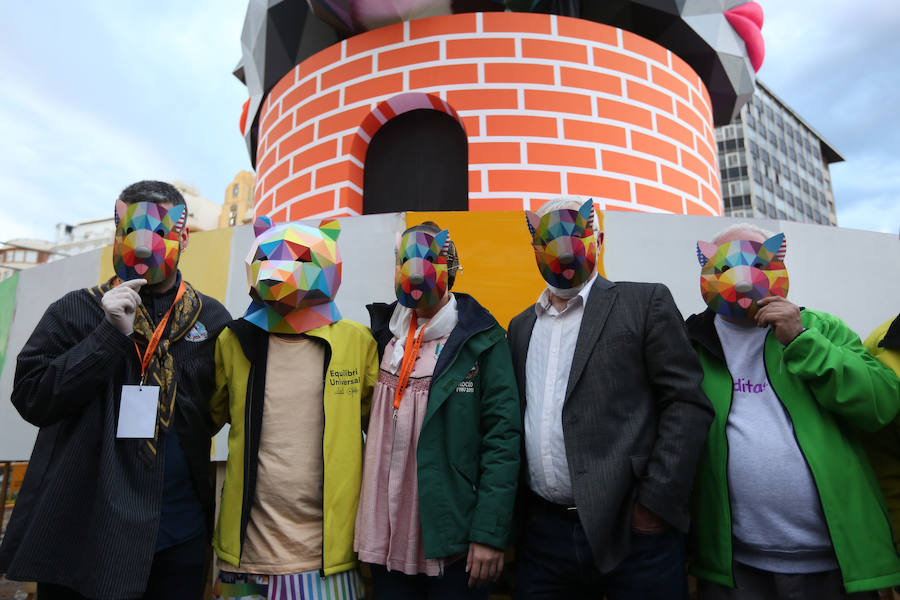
[116,384,159,438]
[116,281,184,439]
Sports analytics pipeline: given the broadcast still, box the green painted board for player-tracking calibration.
[0,272,19,377]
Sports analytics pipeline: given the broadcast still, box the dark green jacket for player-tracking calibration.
[368,293,522,557]
[687,308,900,593]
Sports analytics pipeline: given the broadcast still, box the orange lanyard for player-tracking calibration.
[393,313,428,412]
[132,280,186,385]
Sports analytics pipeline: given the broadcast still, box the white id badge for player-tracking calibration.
[116,385,159,438]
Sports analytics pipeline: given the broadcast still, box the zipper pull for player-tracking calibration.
[392,407,398,427]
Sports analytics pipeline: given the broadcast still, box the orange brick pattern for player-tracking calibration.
[254,13,721,220]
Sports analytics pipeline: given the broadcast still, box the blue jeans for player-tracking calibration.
[514,500,688,600]
[369,560,490,600]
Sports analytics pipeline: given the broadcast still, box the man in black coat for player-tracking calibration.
[0,181,231,599]
[507,197,713,600]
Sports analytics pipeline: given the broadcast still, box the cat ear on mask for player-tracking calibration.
[762,233,787,263]
[319,218,341,242]
[579,199,594,233]
[525,211,541,238]
[253,216,273,237]
[434,229,450,255]
[168,205,187,232]
[696,241,718,266]
[114,198,128,227]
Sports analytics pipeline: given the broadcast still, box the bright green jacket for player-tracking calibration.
[862,315,900,553]
[210,318,378,575]
[368,294,522,557]
[687,308,900,593]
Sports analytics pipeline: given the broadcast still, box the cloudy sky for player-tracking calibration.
[0,1,897,243]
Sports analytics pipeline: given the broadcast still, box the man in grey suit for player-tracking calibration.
[508,197,713,600]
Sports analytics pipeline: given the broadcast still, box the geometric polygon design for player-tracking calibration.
[505,0,763,124]
[697,233,789,319]
[394,228,450,309]
[306,0,505,36]
[524,199,597,290]
[243,217,343,334]
[233,0,340,164]
[112,200,185,284]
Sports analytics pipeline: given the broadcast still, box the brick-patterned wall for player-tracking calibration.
[254,12,722,222]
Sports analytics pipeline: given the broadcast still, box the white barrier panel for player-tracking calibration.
[1,212,897,461]
[603,213,900,336]
[0,249,101,460]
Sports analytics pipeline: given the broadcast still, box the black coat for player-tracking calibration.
[0,280,229,599]
[507,276,713,572]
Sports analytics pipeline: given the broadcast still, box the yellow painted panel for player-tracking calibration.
[98,228,234,304]
[406,210,605,330]
[98,245,113,285]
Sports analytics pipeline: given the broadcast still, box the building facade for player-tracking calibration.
[53,182,221,258]
[0,240,58,281]
[171,181,222,231]
[54,218,117,257]
[716,81,842,225]
[218,171,256,228]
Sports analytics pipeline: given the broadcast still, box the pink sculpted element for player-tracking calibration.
[725,2,765,72]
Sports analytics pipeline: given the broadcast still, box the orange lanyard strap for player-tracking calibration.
[132,280,186,383]
[393,313,427,412]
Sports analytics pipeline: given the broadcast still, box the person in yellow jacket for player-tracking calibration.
[210,217,378,599]
[863,314,900,554]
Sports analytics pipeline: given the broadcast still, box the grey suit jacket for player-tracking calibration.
[508,276,713,572]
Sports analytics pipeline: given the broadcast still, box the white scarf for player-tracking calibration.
[387,294,459,374]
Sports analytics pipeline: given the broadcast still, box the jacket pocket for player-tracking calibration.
[452,462,478,493]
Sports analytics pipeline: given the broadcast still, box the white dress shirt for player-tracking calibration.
[524,274,597,505]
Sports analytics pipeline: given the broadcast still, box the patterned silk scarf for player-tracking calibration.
[90,276,203,464]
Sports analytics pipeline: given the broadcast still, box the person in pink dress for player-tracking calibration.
[355,221,521,599]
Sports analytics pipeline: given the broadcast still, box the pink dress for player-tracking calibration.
[354,335,450,576]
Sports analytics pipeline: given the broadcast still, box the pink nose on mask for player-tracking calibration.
[737,297,753,309]
[411,289,423,300]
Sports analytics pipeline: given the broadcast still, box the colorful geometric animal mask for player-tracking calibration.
[697,233,789,319]
[394,228,450,309]
[112,199,186,284]
[525,199,597,291]
[243,217,343,334]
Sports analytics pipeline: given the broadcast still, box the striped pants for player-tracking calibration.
[213,568,363,600]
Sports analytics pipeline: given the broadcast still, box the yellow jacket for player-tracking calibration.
[210,318,378,574]
[863,315,900,552]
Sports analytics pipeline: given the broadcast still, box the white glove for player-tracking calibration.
[101,279,146,335]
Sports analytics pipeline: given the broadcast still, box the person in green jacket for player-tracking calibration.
[210,217,378,600]
[687,223,900,599]
[354,221,522,599]
[862,314,900,555]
